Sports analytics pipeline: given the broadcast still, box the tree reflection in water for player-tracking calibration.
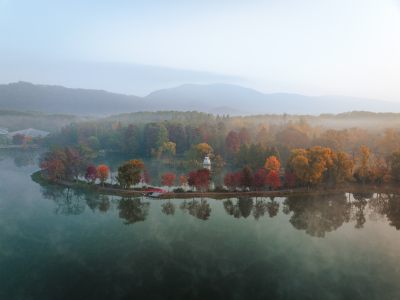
[223,197,253,218]
[352,192,370,229]
[283,193,352,238]
[14,151,36,167]
[266,198,280,218]
[85,193,111,213]
[180,199,211,220]
[252,199,268,220]
[369,193,400,230]
[41,186,86,215]
[161,201,175,216]
[39,182,400,236]
[118,197,149,224]
[224,197,280,220]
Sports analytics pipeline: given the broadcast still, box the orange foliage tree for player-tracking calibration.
[179,175,188,186]
[161,172,176,187]
[265,155,281,172]
[97,164,110,186]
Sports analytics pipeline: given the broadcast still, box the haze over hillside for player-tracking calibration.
[0,81,398,116]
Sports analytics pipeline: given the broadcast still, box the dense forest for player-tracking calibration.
[0,110,89,132]
[35,110,400,192]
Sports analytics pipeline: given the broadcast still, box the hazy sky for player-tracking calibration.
[1,0,400,100]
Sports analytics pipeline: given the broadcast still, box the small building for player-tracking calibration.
[8,128,50,138]
[203,156,211,170]
[0,128,8,135]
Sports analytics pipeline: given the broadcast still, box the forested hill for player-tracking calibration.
[0,82,147,115]
[104,111,400,131]
[0,110,87,132]
[1,81,399,116]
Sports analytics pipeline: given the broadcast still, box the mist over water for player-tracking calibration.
[1,150,400,300]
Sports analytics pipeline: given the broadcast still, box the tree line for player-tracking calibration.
[40,114,400,191]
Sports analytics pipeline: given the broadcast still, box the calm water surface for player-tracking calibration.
[1,151,400,300]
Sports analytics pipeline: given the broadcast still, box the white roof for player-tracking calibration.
[0,128,8,135]
[9,128,50,138]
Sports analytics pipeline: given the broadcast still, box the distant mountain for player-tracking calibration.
[0,82,147,115]
[145,83,398,115]
[0,81,398,115]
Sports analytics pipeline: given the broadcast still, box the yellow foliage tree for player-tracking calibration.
[287,146,334,186]
[195,143,213,156]
[356,145,370,182]
[331,151,354,184]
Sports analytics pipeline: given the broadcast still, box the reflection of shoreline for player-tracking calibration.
[38,181,400,237]
[31,170,400,200]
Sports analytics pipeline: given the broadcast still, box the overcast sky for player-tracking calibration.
[1,0,400,100]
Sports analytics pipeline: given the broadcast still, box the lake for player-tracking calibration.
[1,150,400,299]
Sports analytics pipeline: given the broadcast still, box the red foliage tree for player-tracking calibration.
[97,164,110,186]
[188,169,211,191]
[224,172,235,190]
[85,165,97,183]
[224,171,243,191]
[266,170,281,190]
[196,169,211,191]
[253,168,268,189]
[40,159,65,181]
[161,172,176,187]
[40,148,67,180]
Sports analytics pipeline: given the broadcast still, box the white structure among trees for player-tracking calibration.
[203,156,211,170]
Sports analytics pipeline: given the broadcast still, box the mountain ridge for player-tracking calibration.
[0,81,398,115]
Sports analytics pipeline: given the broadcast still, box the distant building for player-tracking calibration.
[203,156,211,170]
[0,128,8,135]
[8,128,50,138]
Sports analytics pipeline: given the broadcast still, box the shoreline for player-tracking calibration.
[31,171,400,199]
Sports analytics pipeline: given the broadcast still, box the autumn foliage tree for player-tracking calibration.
[253,168,268,190]
[241,166,254,189]
[85,164,97,183]
[354,145,371,184]
[224,171,242,191]
[188,169,211,191]
[179,175,188,186]
[265,155,281,172]
[329,151,354,185]
[287,146,334,187]
[40,146,91,181]
[369,157,390,185]
[284,172,296,188]
[266,171,281,190]
[161,172,176,188]
[225,131,241,157]
[97,164,110,186]
[390,151,400,182]
[40,148,67,181]
[239,127,251,146]
[117,159,145,188]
